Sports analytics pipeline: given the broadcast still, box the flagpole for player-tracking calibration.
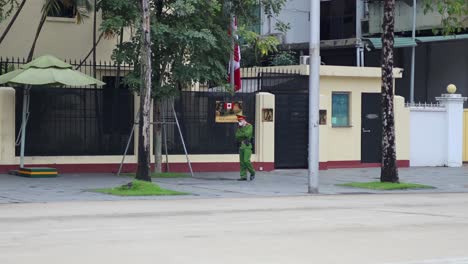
[230,15,235,90]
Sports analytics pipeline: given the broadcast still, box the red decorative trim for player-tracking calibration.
[0,161,410,173]
[0,162,275,174]
[319,162,328,170]
[320,160,410,170]
[397,160,410,167]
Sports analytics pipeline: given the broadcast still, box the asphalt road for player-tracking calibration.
[1,193,468,264]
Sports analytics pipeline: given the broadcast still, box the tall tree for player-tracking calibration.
[135,0,152,182]
[380,0,399,183]
[0,0,25,45]
[112,0,286,173]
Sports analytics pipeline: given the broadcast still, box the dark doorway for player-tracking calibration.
[361,93,382,163]
[274,93,309,168]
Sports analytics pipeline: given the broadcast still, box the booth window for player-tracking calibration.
[47,2,76,18]
[332,92,350,127]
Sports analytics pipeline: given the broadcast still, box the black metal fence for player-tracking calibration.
[15,85,134,156]
[259,72,308,93]
[1,57,302,156]
[158,92,256,155]
[157,68,302,155]
[1,57,135,156]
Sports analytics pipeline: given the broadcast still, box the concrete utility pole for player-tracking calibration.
[410,0,417,103]
[356,0,364,67]
[308,0,320,194]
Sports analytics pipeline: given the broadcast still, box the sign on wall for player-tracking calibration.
[320,110,327,125]
[262,108,273,122]
[215,101,243,123]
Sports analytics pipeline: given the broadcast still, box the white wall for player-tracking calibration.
[261,0,309,44]
[410,107,446,166]
[367,1,446,35]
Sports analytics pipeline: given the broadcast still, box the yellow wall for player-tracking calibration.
[321,76,369,161]
[463,110,468,161]
[0,87,15,164]
[241,65,404,79]
[319,74,409,162]
[255,93,275,163]
[319,95,329,162]
[0,1,127,61]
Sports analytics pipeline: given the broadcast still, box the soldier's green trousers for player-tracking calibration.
[239,145,255,178]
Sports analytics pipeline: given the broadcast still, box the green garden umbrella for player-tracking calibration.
[0,54,105,168]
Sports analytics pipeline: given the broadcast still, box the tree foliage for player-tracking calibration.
[99,0,139,37]
[423,0,468,35]
[270,50,297,66]
[0,0,19,23]
[107,0,286,98]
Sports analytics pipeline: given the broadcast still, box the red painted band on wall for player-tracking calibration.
[320,160,410,170]
[0,160,409,174]
[0,162,275,174]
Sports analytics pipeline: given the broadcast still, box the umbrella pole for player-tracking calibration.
[19,87,30,168]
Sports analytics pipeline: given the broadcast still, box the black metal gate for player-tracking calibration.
[260,72,309,168]
[274,93,309,168]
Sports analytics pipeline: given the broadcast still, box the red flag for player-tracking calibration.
[228,16,241,92]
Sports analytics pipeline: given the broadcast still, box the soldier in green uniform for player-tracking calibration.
[235,115,255,181]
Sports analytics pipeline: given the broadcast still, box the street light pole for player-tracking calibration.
[308,0,320,194]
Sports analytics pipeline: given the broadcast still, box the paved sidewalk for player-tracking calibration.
[1,167,468,203]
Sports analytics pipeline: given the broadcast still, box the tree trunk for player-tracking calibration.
[0,0,26,45]
[136,0,152,182]
[380,0,399,183]
[27,14,47,62]
[154,101,162,173]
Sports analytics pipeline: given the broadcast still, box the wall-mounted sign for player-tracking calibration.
[262,108,274,122]
[215,101,243,123]
[319,110,327,125]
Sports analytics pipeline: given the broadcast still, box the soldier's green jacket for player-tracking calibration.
[235,124,253,148]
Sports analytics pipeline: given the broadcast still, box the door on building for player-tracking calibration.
[361,93,382,163]
[274,93,309,168]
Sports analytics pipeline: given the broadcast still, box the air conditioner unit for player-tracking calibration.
[300,56,310,65]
